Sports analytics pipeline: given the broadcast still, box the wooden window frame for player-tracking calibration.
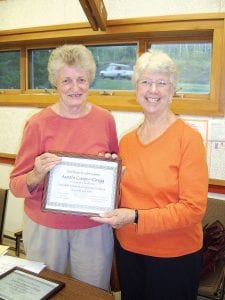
[0,13,225,116]
[0,153,223,194]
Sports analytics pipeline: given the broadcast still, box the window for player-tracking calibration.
[88,44,137,90]
[150,42,212,95]
[28,48,53,89]
[27,45,137,91]
[0,13,224,115]
[0,51,20,89]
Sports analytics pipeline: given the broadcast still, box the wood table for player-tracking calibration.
[40,268,114,300]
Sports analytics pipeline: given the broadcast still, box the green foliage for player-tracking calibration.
[152,43,211,92]
[0,51,20,89]
[30,49,52,89]
[91,77,133,90]
[0,43,211,94]
[88,45,137,71]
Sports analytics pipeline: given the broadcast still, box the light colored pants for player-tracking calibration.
[23,214,114,290]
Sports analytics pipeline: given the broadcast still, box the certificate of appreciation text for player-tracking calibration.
[42,153,121,216]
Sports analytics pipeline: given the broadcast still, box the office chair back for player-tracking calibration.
[198,198,225,300]
[0,188,8,244]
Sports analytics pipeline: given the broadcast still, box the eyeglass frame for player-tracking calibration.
[137,79,172,89]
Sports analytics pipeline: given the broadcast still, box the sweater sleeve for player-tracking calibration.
[10,120,43,198]
[138,133,208,234]
[108,113,119,154]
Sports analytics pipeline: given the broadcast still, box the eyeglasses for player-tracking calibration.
[137,79,171,89]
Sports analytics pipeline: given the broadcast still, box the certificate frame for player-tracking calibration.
[0,267,65,300]
[42,152,122,216]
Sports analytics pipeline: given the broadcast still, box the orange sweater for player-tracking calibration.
[116,119,208,257]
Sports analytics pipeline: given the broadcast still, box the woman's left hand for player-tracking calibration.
[90,208,136,229]
[98,152,118,159]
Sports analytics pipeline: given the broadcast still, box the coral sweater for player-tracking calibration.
[10,105,118,229]
[116,119,208,257]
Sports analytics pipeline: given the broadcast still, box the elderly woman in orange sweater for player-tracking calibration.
[92,50,208,300]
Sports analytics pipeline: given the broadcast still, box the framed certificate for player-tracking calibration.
[0,267,65,300]
[42,153,122,216]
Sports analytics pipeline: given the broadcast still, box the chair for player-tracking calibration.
[0,189,23,256]
[110,249,120,293]
[3,229,23,257]
[198,198,225,300]
[14,230,23,257]
[0,188,8,245]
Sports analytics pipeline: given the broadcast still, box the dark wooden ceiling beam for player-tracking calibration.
[79,0,107,31]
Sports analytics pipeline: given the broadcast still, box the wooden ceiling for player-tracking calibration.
[79,0,107,31]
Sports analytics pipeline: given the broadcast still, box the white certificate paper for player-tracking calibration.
[0,267,65,300]
[42,153,121,216]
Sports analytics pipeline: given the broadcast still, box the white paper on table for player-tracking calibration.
[0,245,9,256]
[0,255,46,275]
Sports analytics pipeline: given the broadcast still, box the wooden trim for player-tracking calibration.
[218,18,225,111]
[0,13,224,114]
[0,14,223,45]
[107,13,225,25]
[79,0,107,31]
[0,153,16,165]
[208,179,225,194]
[0,93,224,115]
[208,185,225,194]
[209,179,225,187]
[0,13,224,34]
[0,152,224,192]
[20,48,26,92]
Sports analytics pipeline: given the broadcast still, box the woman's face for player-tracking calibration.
[56,65,90,111]
[136,71,175,116]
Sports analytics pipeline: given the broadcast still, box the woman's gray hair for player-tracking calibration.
[132,50,178,87]
[48,44,96,87]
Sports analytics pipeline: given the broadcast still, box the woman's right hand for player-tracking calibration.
[26,152,62,191]
[91,208,136,229]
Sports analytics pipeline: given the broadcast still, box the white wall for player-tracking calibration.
[0,0,225,30]
[0,164,24,233]
[1,0,225,234]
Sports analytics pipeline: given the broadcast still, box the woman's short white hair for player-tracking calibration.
[132,50,178,87]
[48,44,96,87]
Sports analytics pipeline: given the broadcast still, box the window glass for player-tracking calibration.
[150,43,212,94]
[0,51,20,89]
[28,48,53,89]
[28,45,137,90]
[88,44,137,90]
